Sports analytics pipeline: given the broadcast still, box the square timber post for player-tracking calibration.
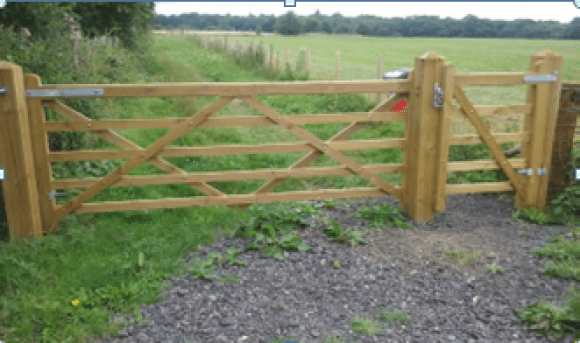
[516,50,563,211]
[402,52,448,221]
[0,62,43,241]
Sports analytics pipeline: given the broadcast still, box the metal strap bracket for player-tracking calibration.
[432,82,444,108]
[518,167,547,177]
[26,88,104,98]
[0,87,7,96]
[48,190,68,200]
[524,71,559,84]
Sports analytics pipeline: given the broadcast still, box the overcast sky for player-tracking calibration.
[154,2,579,23]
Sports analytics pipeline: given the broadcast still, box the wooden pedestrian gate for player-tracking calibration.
[0,50,574,241]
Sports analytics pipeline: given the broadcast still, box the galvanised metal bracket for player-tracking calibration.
[518,167,547,177]
[432,82,444,108]
[524,71,559,84]
[0,87,7,96]
[26,88,104,98]
[47,190,68,200]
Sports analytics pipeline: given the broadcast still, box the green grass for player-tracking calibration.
[1,33,579,343]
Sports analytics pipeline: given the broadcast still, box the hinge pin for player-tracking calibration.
[48,190,68,200]
[0,87,7,96]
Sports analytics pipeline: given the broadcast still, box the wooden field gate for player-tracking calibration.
[1,50,578,241]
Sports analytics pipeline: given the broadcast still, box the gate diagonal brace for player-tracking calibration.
[54,97,233,221]
[453,86,525,200]
[251,94,407,197]
[241,97,399,198]
[44,101,226,199]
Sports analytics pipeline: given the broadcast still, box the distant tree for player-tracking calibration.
[322,21,332,34]
[356,22,370,35]
[565,17,580,39]
[334,24,351,34]
[261,16,277,32]
[274,11,303,35]
[304,17,322,32]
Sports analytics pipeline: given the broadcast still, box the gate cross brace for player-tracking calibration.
[453,86,525,200]
[242,97,399,198]
[53,97,234,222]
[44,101,226,199]
[250,94,407,200]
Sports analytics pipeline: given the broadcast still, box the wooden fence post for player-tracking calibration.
[376,55,383,106]
[0,62,43,241]
[335,51,341,80]
[269,43,274,71]
[516,50,563,210]
[547,86,579,202]
[25,74,58,233]
[401,52,447,220]
[306,48,311,75]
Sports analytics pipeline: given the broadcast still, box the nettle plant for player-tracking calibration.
[231,204,317,260]
[322,220,366,246]
[355,203,411,231]
[187,246,248,281]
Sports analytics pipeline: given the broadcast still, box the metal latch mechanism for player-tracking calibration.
[48,190,68,200]
[517,167,547,176]
[524,71,559,84]
[432,82,444,108]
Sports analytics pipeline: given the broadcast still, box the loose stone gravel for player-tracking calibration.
[96,194,575,343]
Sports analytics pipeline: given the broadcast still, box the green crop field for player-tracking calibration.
[189,32,580,81]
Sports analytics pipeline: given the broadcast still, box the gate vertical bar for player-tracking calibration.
[536,51,563,210]
[516,50,562,210]
[434,62,455,211]
[0,62,43,240]
[25,74,58,233]
[402,52,446,220]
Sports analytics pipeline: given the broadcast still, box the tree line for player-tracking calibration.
[153,10,580,40]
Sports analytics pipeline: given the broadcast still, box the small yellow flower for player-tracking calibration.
[72,299,79,306]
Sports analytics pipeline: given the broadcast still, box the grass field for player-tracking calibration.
[0,33,578,343]
[191,33,580,81]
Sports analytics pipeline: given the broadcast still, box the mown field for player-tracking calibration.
[0,33,577,343]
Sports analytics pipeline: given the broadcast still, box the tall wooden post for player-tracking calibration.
[269,43,274,71]
[401,52,447,220]
[335,51,341,80]
[25,74,57,233]
[0,62,43,241]
[516,50,563,210]
[376,55,383,106]
[306,48,311,75]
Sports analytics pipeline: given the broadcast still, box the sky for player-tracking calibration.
[154,1,579,24]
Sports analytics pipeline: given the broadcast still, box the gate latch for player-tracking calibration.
[432,82,444,108]
[518,167,546,176]
[524,71,559,84]
[48,190,68,200]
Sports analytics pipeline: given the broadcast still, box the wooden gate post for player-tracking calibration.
[516,50,563,210]
[25,74,58,233]
[402,52,448,220]
[0,62,43,241]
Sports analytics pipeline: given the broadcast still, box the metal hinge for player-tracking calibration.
[518,167,547,176]
[47,190,68,200]
[524,71,559,84]
[26,88,104,98]
[432,82,444,108]
[0,87,8,96]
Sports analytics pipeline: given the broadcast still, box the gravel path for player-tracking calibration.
[97,194,576,343]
